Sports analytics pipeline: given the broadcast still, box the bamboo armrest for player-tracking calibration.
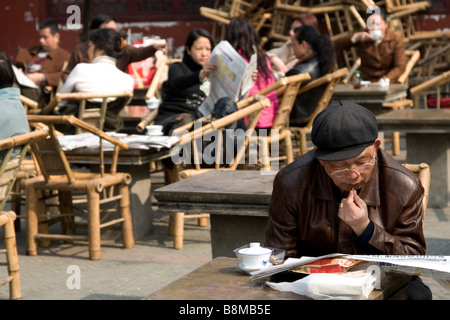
[0,128,49,151]
[20,95,39,109]
[410,70,450,96]
[27,115,129,150]
[136,109,159,133]
[299,68,348,94]
[177,97,271,144]
[55,90,134,102]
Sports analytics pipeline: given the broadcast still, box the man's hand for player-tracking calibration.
[339,189,370,236]
[351,31,374,43]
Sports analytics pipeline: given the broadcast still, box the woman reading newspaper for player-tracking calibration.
[224,18,279,130]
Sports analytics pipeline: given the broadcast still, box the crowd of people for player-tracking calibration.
[3,8,432,300]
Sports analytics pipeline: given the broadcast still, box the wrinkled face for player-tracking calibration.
[367,14,388,36]
[319,141,380,192]
[186,36,212,66]
[39,27,60,51]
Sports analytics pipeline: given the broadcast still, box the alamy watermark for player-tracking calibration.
[66,265,81,289]
[66,5,82,30]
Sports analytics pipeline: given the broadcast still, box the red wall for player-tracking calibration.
[1,0,448,63]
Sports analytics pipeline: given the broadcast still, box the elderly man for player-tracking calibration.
[265,102,431,300]
[333,7,405,83]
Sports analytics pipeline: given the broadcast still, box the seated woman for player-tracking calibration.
[286,25,336,127]
[0,52,29,159]
[266,13,319,81]
[224,18,279,130]
[154,28,216,135]
[57,28,134,133]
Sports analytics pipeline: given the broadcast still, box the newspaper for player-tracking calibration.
[58,132,179,151]
[250,253,450,289]
[12,65,39,89]
[197,40,257,117]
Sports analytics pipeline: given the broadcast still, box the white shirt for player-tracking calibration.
[59,56,134,103]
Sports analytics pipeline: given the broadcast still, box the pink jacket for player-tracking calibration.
[243,54,280,129]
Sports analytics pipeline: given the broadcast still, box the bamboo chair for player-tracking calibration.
[51,90,133,134]
[249,72,311,170]
[24,115,134,261]
[0,129,49,300]
[167,96,271,250]
[290,68,349,157]
[200,0,271,38]
[269,1,365,69]
[409,70,450,109]
[402,163,430,224]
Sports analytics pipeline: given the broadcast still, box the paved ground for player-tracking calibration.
[1,171,449,300]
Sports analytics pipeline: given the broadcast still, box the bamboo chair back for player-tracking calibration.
[173,96,271,180]
[26,115,129,183]
[0,130,49,211]
[0,129,48,300]
[271,72,312,131]
[54,91,133,134]
[410,70,450,109]
[290,68,349,157]
[403,163,430,222]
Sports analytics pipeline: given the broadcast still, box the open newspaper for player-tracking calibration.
[250,253,450,290]
[197,40,257,117]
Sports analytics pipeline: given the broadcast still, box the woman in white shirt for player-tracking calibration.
[58,28,134,132]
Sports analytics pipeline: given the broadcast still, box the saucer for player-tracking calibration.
[237,262,273,274]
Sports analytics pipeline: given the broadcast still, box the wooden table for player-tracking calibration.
[154,170,275,257]
[144,257,411,300]
[333,83,408,115]
[65,146,171,239]
[377,108,450,208]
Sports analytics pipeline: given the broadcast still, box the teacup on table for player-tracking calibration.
[236,242,273,271]
[146,125,163,136]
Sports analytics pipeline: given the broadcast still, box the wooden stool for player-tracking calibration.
[168,212,210,250]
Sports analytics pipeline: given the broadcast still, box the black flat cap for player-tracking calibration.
[311,102,378,161]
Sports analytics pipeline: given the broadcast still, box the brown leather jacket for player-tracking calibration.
[265,148,426,258]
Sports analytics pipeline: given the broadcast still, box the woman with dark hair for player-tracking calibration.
[154,28,216,133]
[62,14,165,81]
[286,25,336,126]
[224,18,279,129]
[57,28,134,132]
[0,53,29,158]
[267,13,319,80]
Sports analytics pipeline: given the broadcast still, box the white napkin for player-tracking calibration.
[266,271,376,300]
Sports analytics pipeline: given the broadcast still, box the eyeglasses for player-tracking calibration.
[329,149,377,178]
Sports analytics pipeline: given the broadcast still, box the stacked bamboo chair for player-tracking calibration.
[0,129,48,300]
[24,115,135,261]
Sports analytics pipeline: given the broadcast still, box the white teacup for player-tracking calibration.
[236,242,272,269]
[146,125,163,136]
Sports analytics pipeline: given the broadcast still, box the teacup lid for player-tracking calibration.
[238,242,272,255]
